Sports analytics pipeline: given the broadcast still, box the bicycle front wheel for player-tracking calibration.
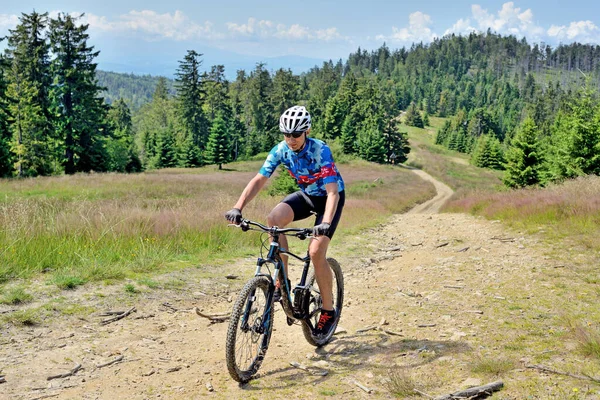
[225,276,274,383]
[302,257,344,347]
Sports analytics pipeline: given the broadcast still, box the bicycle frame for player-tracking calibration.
[240,223,314,333]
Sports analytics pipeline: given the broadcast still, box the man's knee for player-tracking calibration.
[309,242,328,261]
[267,204,293,227]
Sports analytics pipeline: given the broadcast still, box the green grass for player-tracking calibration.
[0,159,435,287]
[469,356,517,375]
[1,308,42,326]
[0,287,33,305]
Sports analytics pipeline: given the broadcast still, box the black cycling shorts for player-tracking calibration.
[281,190,345,239]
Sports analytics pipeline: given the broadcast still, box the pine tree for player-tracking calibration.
[175,50,207,162]
[504,117,546,188]
[357,120,386,163]
[49,12,108,173]
[6,11,55,176]
[0,50,12,177]
[549,86,600,179]
[106,98,141,172]
[205,113,230,170]
[404,102,424,128]
[340,114,357,154]
[383,118,410,163]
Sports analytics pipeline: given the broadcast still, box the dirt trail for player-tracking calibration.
[0,171,585,399]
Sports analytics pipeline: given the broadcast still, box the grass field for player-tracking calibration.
[0,159,435,289]
[404,116,504,196]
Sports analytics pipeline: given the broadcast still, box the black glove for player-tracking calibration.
[312,222,331,237]
[225,208,243,224]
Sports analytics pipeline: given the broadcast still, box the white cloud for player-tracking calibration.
[548,20,600,44]
[445,2,544,41]
[0,13,19,30]
[227,17,344,41]
[377,11,437,43]
[444,18,477,36]
[82,10,222,41]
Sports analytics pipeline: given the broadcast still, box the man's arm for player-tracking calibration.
[321,182,340,224]
[233,173,269,211]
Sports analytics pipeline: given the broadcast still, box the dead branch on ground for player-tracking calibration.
[434,380,503,399]
[100,307,136,325]
[526,364,600,383]
[96,355,124,369]
[47,364,82,381]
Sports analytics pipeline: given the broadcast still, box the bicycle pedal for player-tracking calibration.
[286,316,294,326]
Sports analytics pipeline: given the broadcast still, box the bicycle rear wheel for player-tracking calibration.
[225,276,274,383]
[302,257,344,347]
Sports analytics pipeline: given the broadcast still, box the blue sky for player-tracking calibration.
[1,1,599,77]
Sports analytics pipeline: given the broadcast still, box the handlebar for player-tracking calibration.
[231,219,313,240]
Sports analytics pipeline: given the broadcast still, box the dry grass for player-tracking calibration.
[0,159,434,286]
[444,175,600,251]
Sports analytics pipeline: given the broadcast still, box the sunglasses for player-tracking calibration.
[283,131,305,139]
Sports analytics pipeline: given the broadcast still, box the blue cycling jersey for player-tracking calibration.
[259,138,345,196]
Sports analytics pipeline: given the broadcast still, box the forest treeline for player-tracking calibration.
[1,12,599,187]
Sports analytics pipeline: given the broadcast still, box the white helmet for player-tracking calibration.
[279,106,311,133]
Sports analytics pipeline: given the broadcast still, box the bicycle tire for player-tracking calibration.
[225,276,274,383]
[301,257,344,347]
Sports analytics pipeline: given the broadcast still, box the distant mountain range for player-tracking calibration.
[95,41,327,79]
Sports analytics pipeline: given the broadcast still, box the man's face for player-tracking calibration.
[284,129,308,152]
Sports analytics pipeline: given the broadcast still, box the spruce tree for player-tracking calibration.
[205,113,230,169]
[404,102,424,128]
[504,117,545,188]
[6,11,55,176]
[0,51,12,177]
[49,12,108,173]
[357,120,386,163]
[383,118,410,163]
[175,50,207,162]
[106,98,141,172]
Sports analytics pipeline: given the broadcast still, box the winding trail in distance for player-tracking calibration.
[405,167,454,214]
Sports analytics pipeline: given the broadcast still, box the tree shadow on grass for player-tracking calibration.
[240,332,471,392]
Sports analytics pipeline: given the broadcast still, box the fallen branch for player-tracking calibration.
[96,355,124,369]
[133,313,155,320]
[162,303,178,313]
[379,246,403,252]
[30,394,60,400]
[435,242,449,248]
[100,307,136,325]
[418,323,437,328]
[435,380,503,400]
[351,379,374,394]
[356,325,378,333]
[526,364,600,383]
[356,322,403,336]
[444,285,465,289]
[47,364,82,381]
[195,307,230,323]
[490,236,515,242]
[457,247,470,253]
[289,361,328,376]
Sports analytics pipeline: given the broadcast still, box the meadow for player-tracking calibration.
[0,159,435,290]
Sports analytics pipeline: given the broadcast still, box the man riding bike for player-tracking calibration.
[225,105,345,336]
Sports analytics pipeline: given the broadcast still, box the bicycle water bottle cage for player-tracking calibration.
[292,285,312,319]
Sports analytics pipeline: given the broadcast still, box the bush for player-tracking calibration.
[267,166,298,196]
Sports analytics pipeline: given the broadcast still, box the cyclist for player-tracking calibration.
[225,105,345,337]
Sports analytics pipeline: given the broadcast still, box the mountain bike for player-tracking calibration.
[225,219,344,383]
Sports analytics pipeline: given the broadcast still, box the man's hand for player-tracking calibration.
[312,222,331,237]
[225,208,243,224]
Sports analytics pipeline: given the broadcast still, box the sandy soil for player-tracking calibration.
[0,170,591,399]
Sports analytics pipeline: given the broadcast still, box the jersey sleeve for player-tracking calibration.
[318,145,338,185]
[258,145,282,178]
